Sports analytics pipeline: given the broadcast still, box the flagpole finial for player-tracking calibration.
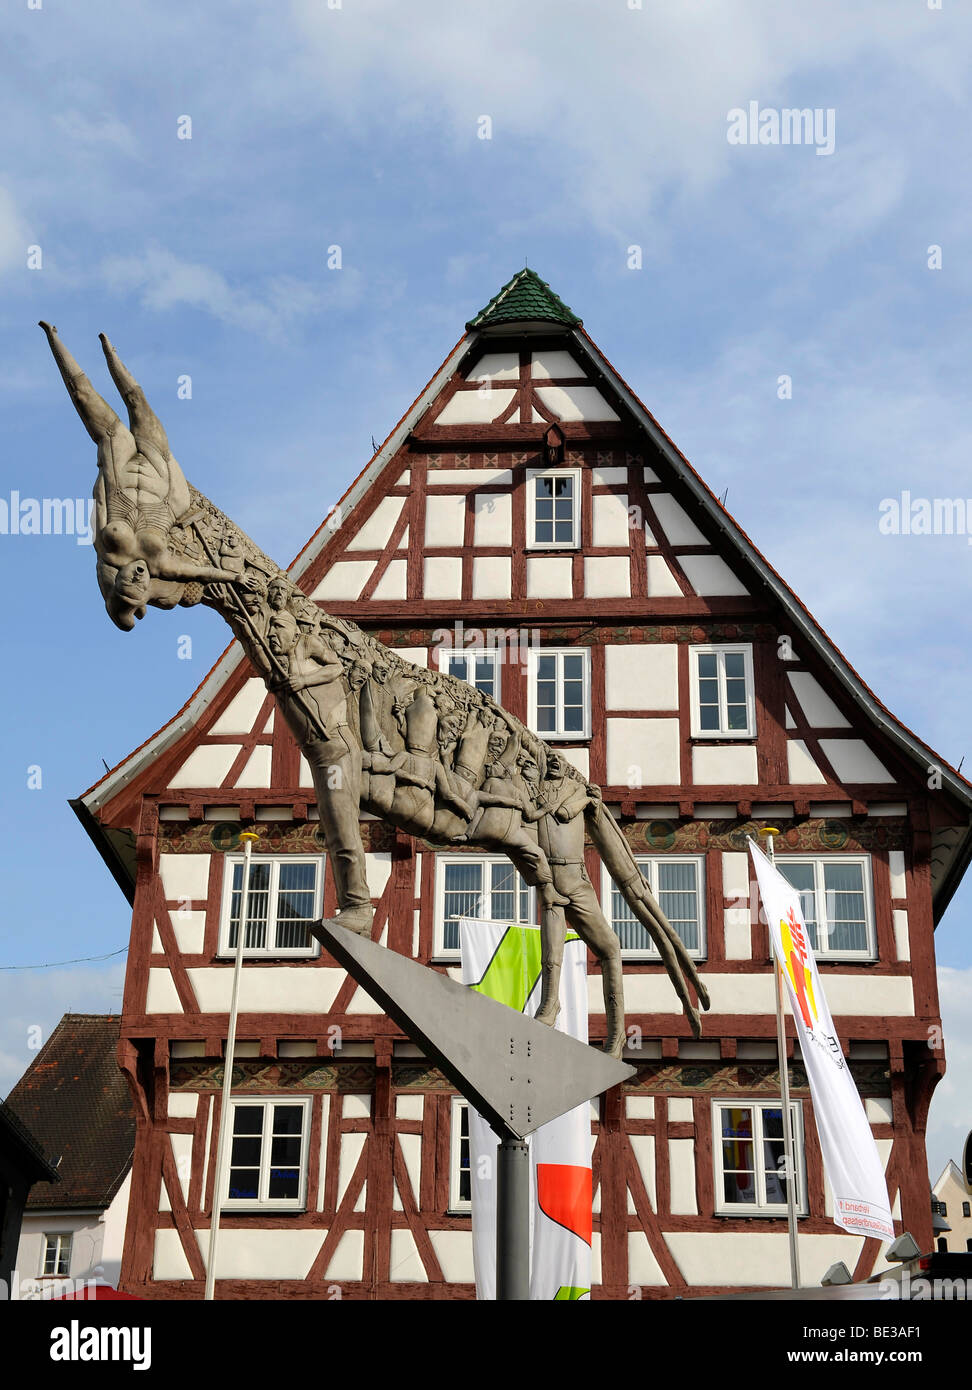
[239,831,259,844]
[757,827,780,839]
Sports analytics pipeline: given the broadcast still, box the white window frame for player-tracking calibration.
[41,1233,72,1277]
[712,1099,807,1218]
[689,643,756,739]
[433,854,536,961]
[601,856,706,960]
[773,854,876,961]
[526,466,581,550]
[435,648,502,703]
[527,647,591,742]
[217,854,323,959]
[449,1097,472,1214]
[220,1096,312,1212]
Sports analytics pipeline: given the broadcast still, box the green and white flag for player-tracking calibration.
[459,918,593,1300]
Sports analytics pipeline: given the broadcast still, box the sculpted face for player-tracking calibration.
[373,664,389,685]
[115,558,152,603]
[267,579,289,611]
[348,663,370,691]
[547,752,565,778]
[268,612,299,656]
[520,757,540,791]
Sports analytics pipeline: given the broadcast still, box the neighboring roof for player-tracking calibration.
[74,270,972,917]
[466,267,581,330]
[5,1015,134,1210]
[0,1099,60,1187]
[933,1159,968,1195]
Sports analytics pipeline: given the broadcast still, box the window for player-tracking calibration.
[604,857,705,958]
[938,1237,949,1254]
[963,1201,970,1219]
[689,645,756,738]
[527,467,581,549]
[42,1234,72,1277]
[713,1101,806,1216]
[775,856,875,959]
[450,1098,472,1213]
[218,855,322,957]
[435,855,535,957]
[527,648,591,741]
[436,649,501,701]
[222,1098,312,1211]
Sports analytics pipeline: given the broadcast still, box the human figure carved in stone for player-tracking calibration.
[44,327,713,1051]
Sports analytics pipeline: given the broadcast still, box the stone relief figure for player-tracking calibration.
[44,327,711,1055]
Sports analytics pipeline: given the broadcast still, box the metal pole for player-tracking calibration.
[759,827,802,1290]
[495,1134,531,1300]
[205,830,259,1300]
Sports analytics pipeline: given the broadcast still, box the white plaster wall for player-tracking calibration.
[425,493,466,545]
[592,492,631,547]
[668,1139,697,1215]
[893,909,910,962]
[593,465,628,486]
[395,1096,424,1121]
[146,968,184,1014]
[604,645,678,710]
[167,1092,198,1119]
[888,850,907,898]
[679,554,749,596]
[534,385,619,421]
[346,495,405,551]
[606,718,680,785]
[787,672,850,727]
[787,739,827,784]
[627,1097,654,1119]
[526,556,573,598]
[389,1228,427,1281]
[423,555,463,599]
[472,556,511,599]
[650,494,707,545]
[723,908,751,960]
[431,468,512,486]
[372,559,408,600]
[627,1231,667,1285]
[531,349,582,378]
[665,1232,863,1287]
[235,746,272,788]
[428,1230,475,1283]
[470,352,520,381]
[186,967,344,1013]
[667,1098,694,1122]
[435,388,515,424]
[169,744,241,790]
[311,560,374,601]
[557,746,590,779]
[645,555,682,596]
[584,555,630,597]
[692,745,758,785]
[337,1132,367,1207]
[721,851,749,901]
[192,1228,333,1280]
[818,739,894,783]
[210,679,268,735]
[473,492,512,546]
[630,1135,656,1208]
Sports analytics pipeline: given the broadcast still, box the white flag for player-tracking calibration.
[748,840,894,1241]
[459,918,593,1300]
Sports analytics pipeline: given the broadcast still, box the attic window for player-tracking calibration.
[528,467,581,549]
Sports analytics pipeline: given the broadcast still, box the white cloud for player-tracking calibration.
[52,111,137,155]
[100,245,360,337]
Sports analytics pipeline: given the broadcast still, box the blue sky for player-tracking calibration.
[0,1,969,1185]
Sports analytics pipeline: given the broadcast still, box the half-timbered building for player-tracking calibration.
[74,270,972,1298]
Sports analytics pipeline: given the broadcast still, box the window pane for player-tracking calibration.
[229,1168,260,1200]
[721,1107,756,1203]
[777,862,818,950]
[272,1105,304,1135]
[233,1107,263,1135]
[761,1108,789,1205]
[443,861,484,950]
[231,1136,261,1166]
[823,863,867,952]
[229,861,270,949]
[447,656,467,681]
[458,1104,471,1204]
[610,880,652,951]
[536,478,554,501]
[474,655,497,697]
[697,653,717,679]
[657,861,700,952]
[724,652,745,679]
[276,862,317,949]
[535,520,553,543]
[268,1168,300,1200]
[490,861,516,922]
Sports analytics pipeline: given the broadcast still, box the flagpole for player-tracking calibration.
[757,827,802,1290]
[205,829,259,1300]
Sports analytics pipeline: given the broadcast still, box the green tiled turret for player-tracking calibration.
[466,268,581,330]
